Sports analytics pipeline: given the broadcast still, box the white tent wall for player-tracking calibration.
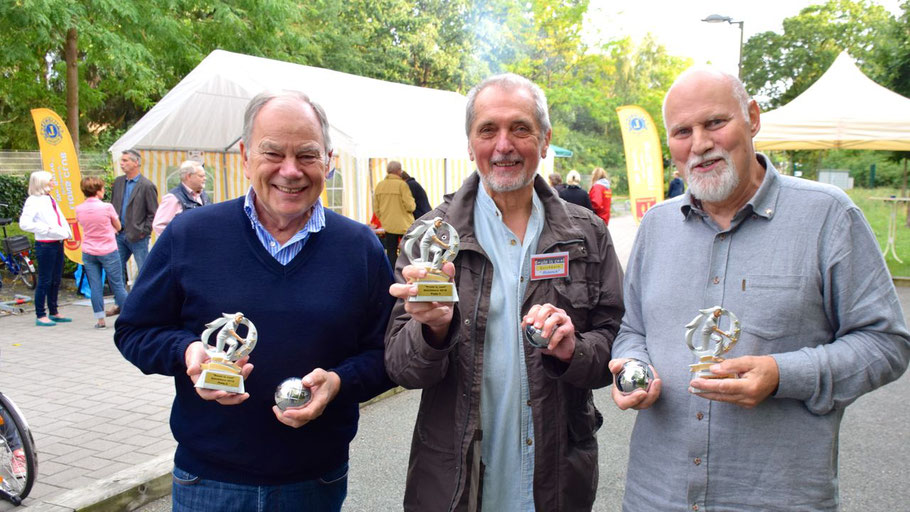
[117,148,554,227]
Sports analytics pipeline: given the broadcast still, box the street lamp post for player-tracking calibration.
[702,14,744,79]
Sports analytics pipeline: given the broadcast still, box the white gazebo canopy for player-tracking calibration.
[754,52,910,151]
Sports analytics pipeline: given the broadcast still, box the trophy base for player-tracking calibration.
[196,359,245,393]
[689,356,737,380]
[408,271,459,302]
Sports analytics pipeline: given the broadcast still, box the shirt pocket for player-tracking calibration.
[741,274,805,341]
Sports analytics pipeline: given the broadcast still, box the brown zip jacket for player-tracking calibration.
[386,173,624,511]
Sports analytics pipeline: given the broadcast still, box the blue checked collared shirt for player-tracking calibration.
[242,187,325,265]
[473,183,544,511]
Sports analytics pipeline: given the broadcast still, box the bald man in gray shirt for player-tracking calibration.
[609,66,910,511]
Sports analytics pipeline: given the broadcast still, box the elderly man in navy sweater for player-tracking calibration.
[115,90,395,511]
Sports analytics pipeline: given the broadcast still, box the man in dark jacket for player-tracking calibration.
[400,170,431,219]
[387,73,624,511]
[110,149,158,281]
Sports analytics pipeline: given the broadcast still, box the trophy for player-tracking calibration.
[275,378,312,411]
[615,359,654,395]
[195,312,258,394]
[685,306,740,380]
[401,217,460,302]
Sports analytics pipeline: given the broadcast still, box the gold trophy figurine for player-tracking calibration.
[401,217,460,302]
[196,312,258,394]
[685,306,740,380]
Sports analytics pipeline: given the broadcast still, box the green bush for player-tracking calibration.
[0,174,29,219]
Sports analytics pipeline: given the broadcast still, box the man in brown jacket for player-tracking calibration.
[374,160,416,267]
[387,73,624,511]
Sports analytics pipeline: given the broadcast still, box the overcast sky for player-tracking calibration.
[584,0,903,76]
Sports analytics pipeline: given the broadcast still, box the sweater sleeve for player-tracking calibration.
[330,232,397,402]
[113,226,199,377]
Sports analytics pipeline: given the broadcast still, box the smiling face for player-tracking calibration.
[664,70,761,206]
[240,97,331,235]
[468,84,551,196]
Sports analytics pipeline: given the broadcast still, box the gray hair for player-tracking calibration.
[177,160,204,181]
[465,73,551,137]
[28,171,54,196]
[662,66,752,132]
[123,149,141,166]
[241,90,333,159]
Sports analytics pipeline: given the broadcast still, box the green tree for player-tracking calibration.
[741,0,895,109]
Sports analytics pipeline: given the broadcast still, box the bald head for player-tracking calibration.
[662,67,751,133]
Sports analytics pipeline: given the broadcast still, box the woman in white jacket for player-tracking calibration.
[19,171,73,326]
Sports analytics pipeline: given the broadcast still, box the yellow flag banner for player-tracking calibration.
[30,108,84,264]
[616,105,665,223]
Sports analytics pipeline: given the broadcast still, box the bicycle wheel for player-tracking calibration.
[12,254,36,290]
[0,393,37,504]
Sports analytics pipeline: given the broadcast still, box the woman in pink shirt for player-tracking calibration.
[75,177,129,328]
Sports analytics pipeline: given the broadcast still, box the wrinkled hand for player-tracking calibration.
[608,358,662,410]
[689,355,779,408]
[522,303,575,363]
[388,262,456,346]
[272,369,341,428]
[185,341,254,405]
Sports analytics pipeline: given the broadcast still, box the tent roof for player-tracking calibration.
[110,50,470,159]
[754,52,910,151]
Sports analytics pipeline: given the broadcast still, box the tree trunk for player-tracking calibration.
[65,27,79,151]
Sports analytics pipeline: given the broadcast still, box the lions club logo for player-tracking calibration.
[40,117,64,145]
[627,115,647,132]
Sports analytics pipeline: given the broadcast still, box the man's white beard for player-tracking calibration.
[685,150,739,203]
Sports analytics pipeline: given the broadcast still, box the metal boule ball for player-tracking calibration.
[524,324,549,349]
[616,359,654,395]
[274,378,312,411]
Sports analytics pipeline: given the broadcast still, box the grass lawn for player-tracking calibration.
[847,188,910,278]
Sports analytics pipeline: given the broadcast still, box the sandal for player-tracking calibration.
[94,322,106,329]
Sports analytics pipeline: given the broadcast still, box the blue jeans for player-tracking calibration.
[115,232,149,280]
[82,251,129,318]
[34,240,64,319]
[172,463,348,512]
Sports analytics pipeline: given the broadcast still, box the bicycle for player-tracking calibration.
[0,389,37,504]
[0,204,37,290]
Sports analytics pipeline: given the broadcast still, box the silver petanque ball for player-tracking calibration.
[616,359,654,395]
[524,325,549,349]
[274,378,312,411]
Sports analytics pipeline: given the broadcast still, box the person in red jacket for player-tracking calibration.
[589,166,612,225]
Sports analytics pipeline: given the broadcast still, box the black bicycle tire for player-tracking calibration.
[0,393,37,503]
[13,255,36,290]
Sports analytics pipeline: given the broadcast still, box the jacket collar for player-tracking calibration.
[441,172,586,253]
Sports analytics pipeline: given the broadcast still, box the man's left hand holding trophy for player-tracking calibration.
[186,312,257,405]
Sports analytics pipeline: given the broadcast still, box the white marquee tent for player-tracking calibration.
[754,52,910,151]
[110,49,555,223]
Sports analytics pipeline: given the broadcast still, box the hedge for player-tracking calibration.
[0,174,29,219]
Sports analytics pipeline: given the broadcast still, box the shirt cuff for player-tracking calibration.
[771,349,817,401]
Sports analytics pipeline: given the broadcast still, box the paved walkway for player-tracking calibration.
[0,302,175,511]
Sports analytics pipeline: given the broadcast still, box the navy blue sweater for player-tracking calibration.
[115,198,395,485]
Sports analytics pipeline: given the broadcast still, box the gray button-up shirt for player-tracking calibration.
[613,155,910,511]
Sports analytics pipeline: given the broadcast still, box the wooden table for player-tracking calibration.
[871,197,910,263]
